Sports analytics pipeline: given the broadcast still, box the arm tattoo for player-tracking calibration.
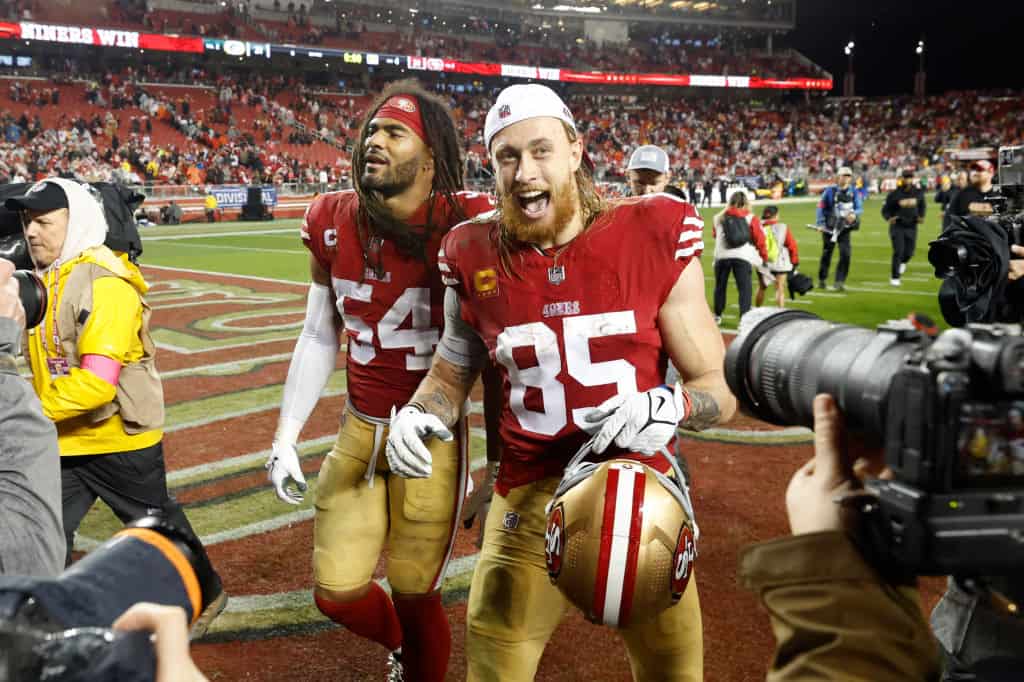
[449,362,480,390]
[680,389,721,431]
[419,389,460,429]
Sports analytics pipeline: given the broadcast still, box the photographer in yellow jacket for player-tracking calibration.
[13,178,226,638]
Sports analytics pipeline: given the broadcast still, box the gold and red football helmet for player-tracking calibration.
[544,444,698,629]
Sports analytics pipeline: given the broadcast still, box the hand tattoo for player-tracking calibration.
[419,390,459,429]
[680,389,721,431]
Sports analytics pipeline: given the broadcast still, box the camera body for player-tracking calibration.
[989,144,1024,237]
[866,323,1024,576]
[725,309,1024,577]
[0,514,219,682]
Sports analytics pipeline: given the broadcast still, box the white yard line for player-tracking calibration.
[148,242,307,255]
[145,228,297,241]
[164,386,347,433]
[155,335,302,355]
[167,435,338,483]
[160,353,297,379]
[222,553,481,614]
[142,263,307,286]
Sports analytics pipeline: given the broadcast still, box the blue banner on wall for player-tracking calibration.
[211,186,277,208]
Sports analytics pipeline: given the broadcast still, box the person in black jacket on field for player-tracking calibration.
[882,169,926,286]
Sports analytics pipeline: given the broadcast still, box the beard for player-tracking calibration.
[499,175,578,245]
[360,154,421,198]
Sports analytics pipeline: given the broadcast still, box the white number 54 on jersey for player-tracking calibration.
[333,278,439,370]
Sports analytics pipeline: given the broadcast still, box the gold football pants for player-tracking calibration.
[313,408,467,595]
[466,477,703,681]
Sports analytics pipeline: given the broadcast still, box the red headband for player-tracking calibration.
[373,96,426,142]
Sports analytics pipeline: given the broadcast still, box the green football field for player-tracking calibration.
[141,195,947,331]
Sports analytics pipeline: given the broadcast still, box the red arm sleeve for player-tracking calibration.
[645,197,705,307]
[299,194,335,272]
[750,216,768,261]
[673,202,705,268]
[784,226,800,266]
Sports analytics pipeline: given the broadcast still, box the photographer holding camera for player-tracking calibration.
[739,394,941,681]
[949,160,1001,219]
[816,166,863,292]
[9,178,225,636]
[729,306,1024,681]
[0,258,64,578]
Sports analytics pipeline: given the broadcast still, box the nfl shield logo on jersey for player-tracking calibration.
[548,265,565,285]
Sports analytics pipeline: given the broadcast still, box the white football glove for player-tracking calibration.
[585,384,688,455]
[386,405,454,479]
[266,441,308,505]
[462,461,498,548]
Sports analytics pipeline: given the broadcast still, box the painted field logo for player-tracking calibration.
[670,522,696,602]
[545,503,565,580]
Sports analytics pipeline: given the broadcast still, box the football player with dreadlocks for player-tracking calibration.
[265,80,495,681]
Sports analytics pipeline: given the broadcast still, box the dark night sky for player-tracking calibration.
[783,0,1024,97]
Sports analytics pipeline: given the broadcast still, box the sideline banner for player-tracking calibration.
[211,186,277,209]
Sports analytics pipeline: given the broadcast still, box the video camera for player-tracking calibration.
[725,308,1024,578]
[929,146,1024,325]
[0,514,220,682]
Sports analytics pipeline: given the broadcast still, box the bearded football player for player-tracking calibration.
[386,84,736,681]
[265,80,495,681]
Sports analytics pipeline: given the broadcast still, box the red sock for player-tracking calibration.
[314,583,403,652]
[393,592,450,682]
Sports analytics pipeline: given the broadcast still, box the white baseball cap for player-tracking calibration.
[627,145,670,174]
[484,84,577,151]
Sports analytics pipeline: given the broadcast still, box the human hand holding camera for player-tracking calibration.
[785,394,888,535]
[1008,244,1024,282]
[113,603,208,682]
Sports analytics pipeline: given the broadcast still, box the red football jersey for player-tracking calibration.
[439,194,705,494]
[302,189,496,419]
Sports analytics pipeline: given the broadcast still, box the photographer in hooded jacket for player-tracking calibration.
[739,394,941,681]
[12,178,226,637]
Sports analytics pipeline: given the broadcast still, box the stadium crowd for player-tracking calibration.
[6,0,825,82]
[0,63,1020,197]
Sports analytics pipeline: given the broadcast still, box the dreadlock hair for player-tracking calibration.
[352,79,465,268]
[494,122,606,278]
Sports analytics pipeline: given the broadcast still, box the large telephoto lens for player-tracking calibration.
[724,309,926,440]
[13,270,46,329]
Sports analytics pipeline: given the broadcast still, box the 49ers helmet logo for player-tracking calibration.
[390,97,417,113]
[670,522,696,602]
[545,503,565,580]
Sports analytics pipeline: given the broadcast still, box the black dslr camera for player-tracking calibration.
[725,308,1024,577]
[0,514,221,682]
[929,146,1024,326]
